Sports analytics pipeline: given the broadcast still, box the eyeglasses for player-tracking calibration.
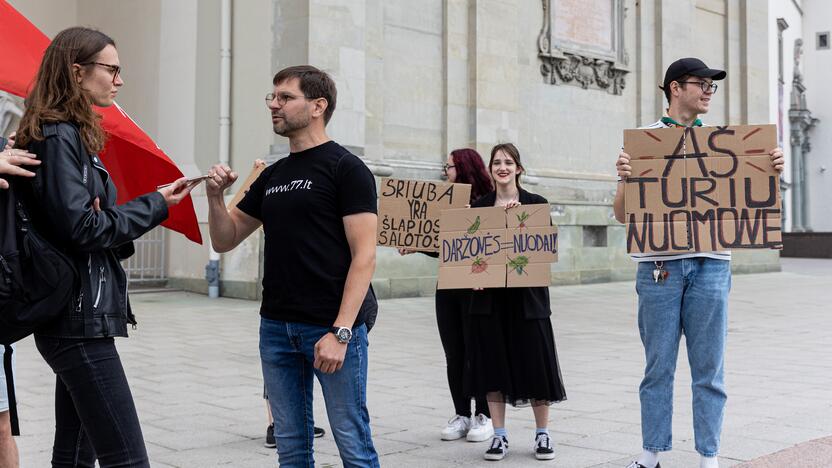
[676,80,718,94]
[442,164,455,174]
[80,62,121,84]
[265,92,313,106]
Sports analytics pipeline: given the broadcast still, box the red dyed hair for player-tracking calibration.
[450,148,494,203]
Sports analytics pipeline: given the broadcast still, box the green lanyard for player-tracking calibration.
[661,116,702,128]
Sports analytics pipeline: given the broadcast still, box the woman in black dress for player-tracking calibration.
[466,143,566,462]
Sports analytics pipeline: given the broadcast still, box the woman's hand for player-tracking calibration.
[0,147,41,189]
[157,177,199,207]
[397,248,415,256]
[504,201,521,210]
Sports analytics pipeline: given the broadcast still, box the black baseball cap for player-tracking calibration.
[659,57,726,91]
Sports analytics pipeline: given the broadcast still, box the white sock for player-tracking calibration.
[700,455,718,468]
[637,450,660,468]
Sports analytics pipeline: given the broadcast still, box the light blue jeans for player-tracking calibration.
[0,344,13,412]
[260,318,379,468]
[636,258,730,457]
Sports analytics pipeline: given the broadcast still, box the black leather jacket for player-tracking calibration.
[20,122,169,338]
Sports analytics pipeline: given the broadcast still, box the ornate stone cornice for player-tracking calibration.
[538,0,629,95]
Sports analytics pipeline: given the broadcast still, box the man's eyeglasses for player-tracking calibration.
[80,62,121,84]
[676,80,718,94]
[265,92,312,106]
[442,164,455,174]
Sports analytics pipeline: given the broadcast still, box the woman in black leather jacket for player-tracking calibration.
[14,27,196,468]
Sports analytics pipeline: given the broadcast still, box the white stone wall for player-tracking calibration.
[768,0,804,232]
[803,0,832,231]
[8,0,782,296]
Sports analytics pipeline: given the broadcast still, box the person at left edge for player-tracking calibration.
[14,26,198,468]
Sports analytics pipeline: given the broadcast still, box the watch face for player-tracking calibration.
[336,327,352,342]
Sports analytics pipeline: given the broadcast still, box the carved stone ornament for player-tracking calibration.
[538,0,629,95]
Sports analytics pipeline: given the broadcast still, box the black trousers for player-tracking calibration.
[435,289,490,418]
[35,336,149,468]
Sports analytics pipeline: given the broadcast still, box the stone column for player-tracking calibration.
[471,0,521,157]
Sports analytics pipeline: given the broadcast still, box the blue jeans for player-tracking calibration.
[635,258,730,457]
[260,318,379,468]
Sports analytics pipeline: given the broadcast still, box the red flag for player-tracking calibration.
[0,1,202,244]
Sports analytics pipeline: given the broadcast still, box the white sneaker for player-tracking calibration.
[466,413,494,442]
[484,435,509,461]
[440,415,471,440]
[533,432,555,460]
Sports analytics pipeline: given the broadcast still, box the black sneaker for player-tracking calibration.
[534,433,555,460]
[264,424,276,448]
[314,426,326,438]
[484,435,508,461]
[626,463,661,468]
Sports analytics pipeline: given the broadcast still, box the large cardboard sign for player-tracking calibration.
[377,178,471,252]
[227,159,267,211]
[623,124,782,253]
[437,204,558,289]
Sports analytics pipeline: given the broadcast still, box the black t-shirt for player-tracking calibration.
[237,141,378,327]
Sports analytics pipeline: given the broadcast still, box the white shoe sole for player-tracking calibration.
[535,451,555,460]
[467,430,494,442]
[484,452,507,461]
[441,432,467,441]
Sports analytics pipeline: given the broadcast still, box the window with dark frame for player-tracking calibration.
[818,32,830,50]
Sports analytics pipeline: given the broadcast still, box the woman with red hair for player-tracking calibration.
[401,148,495,442]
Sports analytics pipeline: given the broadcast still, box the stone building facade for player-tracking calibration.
[8,0,783,299]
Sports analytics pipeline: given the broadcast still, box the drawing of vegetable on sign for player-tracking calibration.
[507,255,529,276]
[471,256,489,274]
[467,216,481,234]
[516,211,530,229]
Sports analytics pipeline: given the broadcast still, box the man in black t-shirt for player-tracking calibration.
[206,65,380,467]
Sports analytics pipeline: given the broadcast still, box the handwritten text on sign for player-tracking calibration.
[376,178,471,252]
[623,124,781,254]
[437,204,558,289]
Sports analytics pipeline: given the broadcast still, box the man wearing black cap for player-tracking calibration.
[612,58,784,468]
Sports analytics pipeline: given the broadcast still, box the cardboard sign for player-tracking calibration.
[227,159,267,211]
[377,178,472,252]
[437,204,558,289]
[623,124,782,253]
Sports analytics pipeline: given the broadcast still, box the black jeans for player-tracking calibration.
[435,289,490,418]
[35,336,149,468]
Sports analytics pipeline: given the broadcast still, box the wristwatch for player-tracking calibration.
[330,326,352,344]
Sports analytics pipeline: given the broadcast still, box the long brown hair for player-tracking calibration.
[16,27,115,154]
[489,143,524,189]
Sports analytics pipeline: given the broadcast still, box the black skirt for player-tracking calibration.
[465,288,566,407]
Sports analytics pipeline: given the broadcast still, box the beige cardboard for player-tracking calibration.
[227,159,267,211]
[437,228,508,268]
[438,204,558,289]
[506,262,551,288]
[623,124,781,253]
[439,206,505,231]
[377,178,471,252]
[438,265,507,289]
[506,204,551,228]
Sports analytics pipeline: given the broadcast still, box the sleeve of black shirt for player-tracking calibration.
[336,154,378,217]
[236,164,272,221]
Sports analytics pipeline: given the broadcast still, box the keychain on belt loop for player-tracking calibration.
[653,261,669,284]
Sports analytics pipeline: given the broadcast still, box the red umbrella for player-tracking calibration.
[0,0,202,244]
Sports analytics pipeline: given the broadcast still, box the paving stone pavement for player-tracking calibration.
[11,258,832,467]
